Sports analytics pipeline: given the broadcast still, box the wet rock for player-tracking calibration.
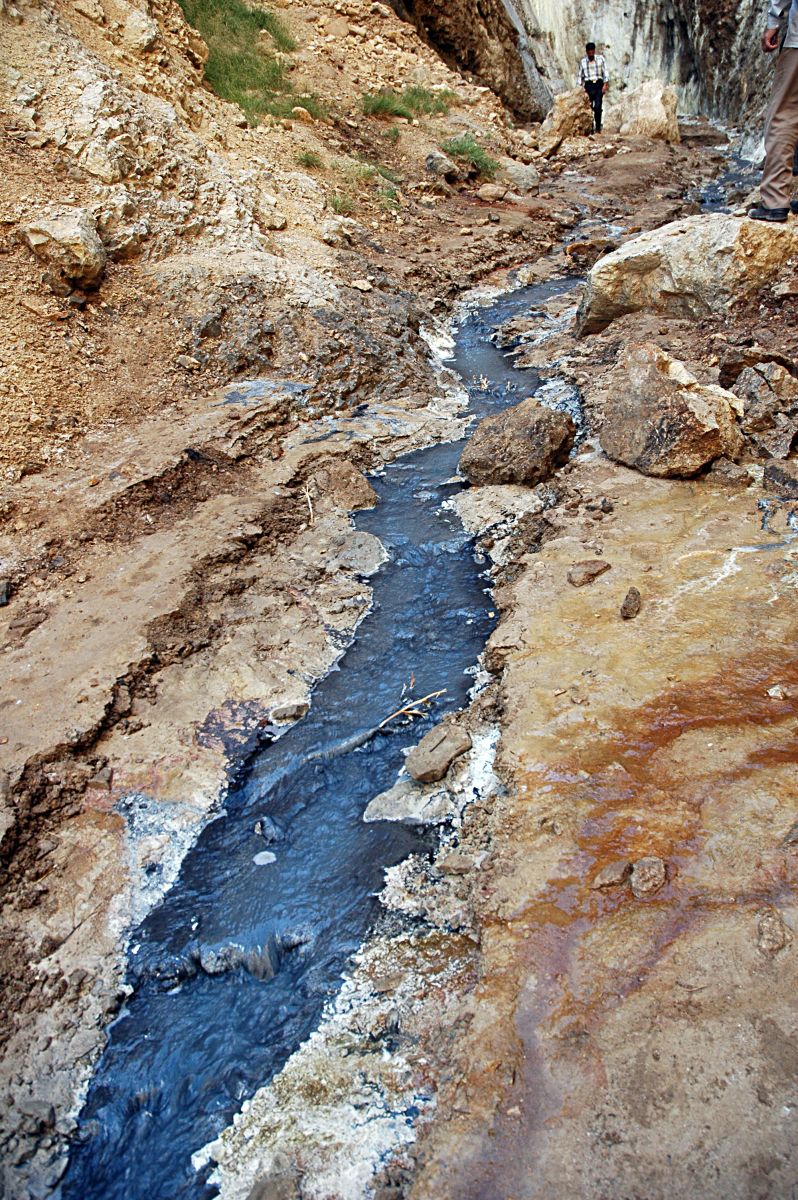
[620,586,641,620]
[733,363,798,459]
[538,87,593,156]
[363,777,453,824]
[757,906,792,955]
[567,559,610,587]
[603,81,680,143]
[578,215,798,334]
[21,207,106,290]
[271,702,308,722]
[0,578,9,606]
[630,856,667,898]
[459,398,574,487]
[590,860,632,889]
[763,460,798,497]
[597,343,744,477]
[405,722,471,783]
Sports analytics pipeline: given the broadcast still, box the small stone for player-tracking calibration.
[176,354,201,370]
[567,559,611,588]
[122,10,158,53]
[590,860,632,889]
[349,278,373,292]
[271,702,308,722]
[405,722,472,783]
[21,207,106,290]
[757,906,791,955]
[291,106,314,124]
[437,852,477,875]
[620,586,641,620]
[253,851,277,866]
[477,183,507,202]
[86,766,113,791]
[767,684,789,700]
[0,579,9,607]
[630,856,667,897]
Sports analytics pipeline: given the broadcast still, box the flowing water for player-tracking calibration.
[59,275,578,1200]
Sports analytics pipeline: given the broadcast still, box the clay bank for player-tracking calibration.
[2,0,798,1197]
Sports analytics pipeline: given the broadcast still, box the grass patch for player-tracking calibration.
[296,150,324,170]
[362,90,413,119]
[330,191,355,215]
[402,85,457,115]
[378,184,399,211]
[382,125,401,144]
[362,85,458,121]
[441,134,499,179]
[178,0,325,124]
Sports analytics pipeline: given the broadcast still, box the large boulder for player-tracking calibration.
[733,362,798,459]
[459,397,575,486]
[538,87,593,155]
[603,80,680,143]
[21,207,107,290]
[597,343,744,477]
[577,215,798,334]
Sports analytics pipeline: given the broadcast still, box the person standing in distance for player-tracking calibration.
[578,41,609,134]
[749,0,798,221]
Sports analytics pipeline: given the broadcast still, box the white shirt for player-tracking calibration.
[578,54,609,85]
[768,0,798,48]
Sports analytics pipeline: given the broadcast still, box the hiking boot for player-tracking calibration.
[748,204,789,223]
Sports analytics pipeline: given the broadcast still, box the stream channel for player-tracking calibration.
[59,274,579,1199]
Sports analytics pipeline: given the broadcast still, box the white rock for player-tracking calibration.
[603,80,680,143]
[122,9,158,53]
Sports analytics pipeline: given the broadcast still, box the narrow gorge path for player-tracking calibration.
[58,276,579,1199]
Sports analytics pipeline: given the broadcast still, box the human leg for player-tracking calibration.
[761,48,798,209]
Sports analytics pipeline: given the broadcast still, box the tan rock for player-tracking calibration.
[21,207,107,289]
[477,183,507,202]
[630,856,667,897]
[733,362,798,458]
[567,559,611,587]
[538,87,593,156]
[459,398,574,487]
[578,215,798,334]
[598,343,744,478]
[603,80,680,143]
[405,723,472,783]
[122,8,158,53]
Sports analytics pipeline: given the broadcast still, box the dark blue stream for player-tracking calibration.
[58,276,577,1200]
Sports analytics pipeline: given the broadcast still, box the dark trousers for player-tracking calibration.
[584,80,604,132]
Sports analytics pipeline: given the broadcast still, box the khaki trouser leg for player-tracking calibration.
[761,47,798,209]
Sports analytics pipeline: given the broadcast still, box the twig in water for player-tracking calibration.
[378,688,446,729]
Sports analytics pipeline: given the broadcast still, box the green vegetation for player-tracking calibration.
[382,125,401,144]
[378,184,399,211]
[177,0,324,124]
[296,150,324,170]
[362,90,413,119]
[362,85,458,120]
[402,85,457,114]
[441,133,499,179]
[329,191,355,215]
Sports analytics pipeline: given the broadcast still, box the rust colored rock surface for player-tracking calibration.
[459,398,574,487]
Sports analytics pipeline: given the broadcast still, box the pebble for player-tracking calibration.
[253,851,277,866]
[590,860,632,889]
[620,586,641,620]
[630,856,667,898]
[567,559,611,587]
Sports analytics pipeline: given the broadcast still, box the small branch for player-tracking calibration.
[303,481,314,527]
[378,688,446,730]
